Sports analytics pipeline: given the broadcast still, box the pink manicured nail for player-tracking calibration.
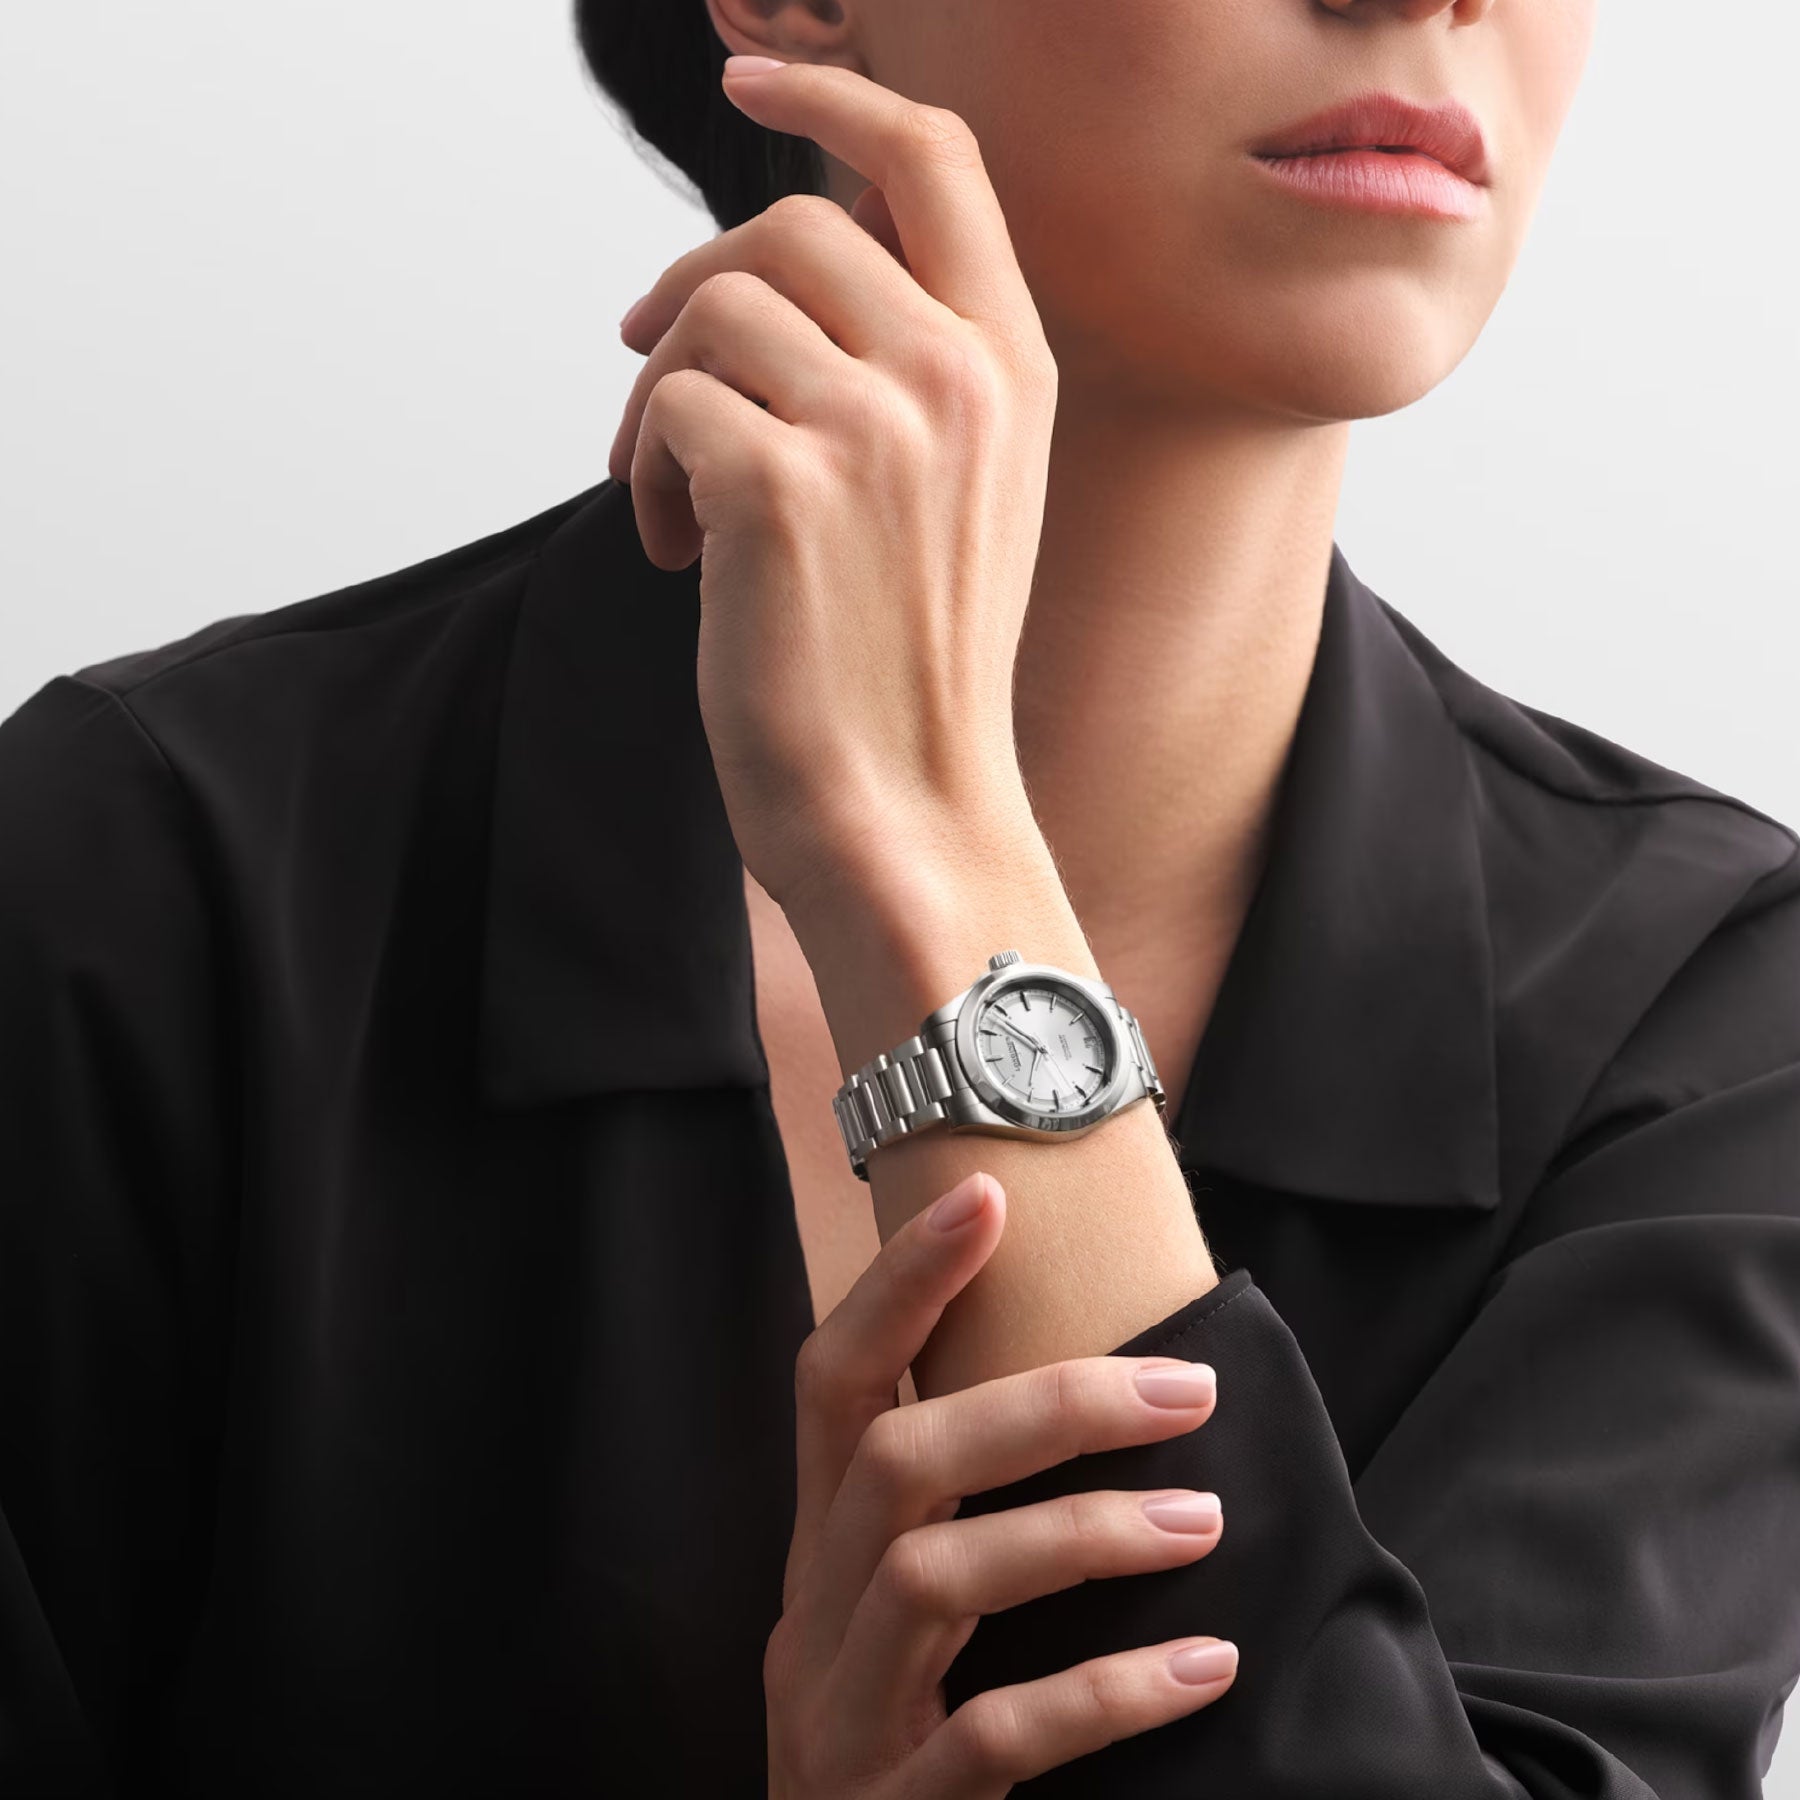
[723,55,787,79]
[1141,1491,1221,1533]
[928,1174,988,1233]
[1134,1362,1216,1408]
[1168,1640,1238,1686]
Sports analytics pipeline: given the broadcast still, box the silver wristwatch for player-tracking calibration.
[830,950,1166,1182]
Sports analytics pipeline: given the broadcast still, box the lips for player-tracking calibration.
[1251,92,1490,187]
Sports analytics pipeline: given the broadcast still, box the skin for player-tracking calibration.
[735,0,1594,1008]
[609,3,1595,1789]
[767,1171,1236,1795]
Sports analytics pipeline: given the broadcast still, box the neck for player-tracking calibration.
[1013,386,1349,974]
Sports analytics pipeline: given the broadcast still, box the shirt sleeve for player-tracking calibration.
[0,676,239,1796]
[943,842,1800,1797]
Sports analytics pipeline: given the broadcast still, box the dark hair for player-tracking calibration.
[571,3,827,232]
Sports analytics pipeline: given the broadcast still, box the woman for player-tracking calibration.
[1,2,1796,1796]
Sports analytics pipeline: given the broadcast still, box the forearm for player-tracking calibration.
[781,798,1220,1402]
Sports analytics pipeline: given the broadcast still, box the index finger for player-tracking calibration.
[785,1172,1006,1612]
[719,57,1036,342]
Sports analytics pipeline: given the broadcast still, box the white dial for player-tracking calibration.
[974,981,1115,1115]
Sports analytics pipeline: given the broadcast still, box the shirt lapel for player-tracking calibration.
[1170,544,1502,1211]
[475,479,1500,1212]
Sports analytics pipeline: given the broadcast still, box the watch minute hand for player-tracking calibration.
[991,1013,1046,1055]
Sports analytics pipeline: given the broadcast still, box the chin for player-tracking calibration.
[1047,261,1497,425]
[1189,283,1491,424]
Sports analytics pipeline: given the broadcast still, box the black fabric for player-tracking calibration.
[1,474,1796,1796]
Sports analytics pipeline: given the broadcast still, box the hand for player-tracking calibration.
[767,1170,1237,1798]
[606,58,1059,920]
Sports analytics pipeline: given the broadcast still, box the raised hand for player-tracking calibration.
[767,1170,1237,1798]
[606,57,1059,925]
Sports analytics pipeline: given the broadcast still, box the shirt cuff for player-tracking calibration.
[941,1266,1499,1793]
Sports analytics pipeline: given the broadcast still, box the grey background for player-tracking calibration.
[2,4,1795,1787]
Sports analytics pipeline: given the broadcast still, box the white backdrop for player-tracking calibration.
[3,4,1797,1787]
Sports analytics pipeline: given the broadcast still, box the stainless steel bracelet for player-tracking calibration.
[831,993,1160,1182]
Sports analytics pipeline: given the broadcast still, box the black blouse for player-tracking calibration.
[2,475,1797,1798]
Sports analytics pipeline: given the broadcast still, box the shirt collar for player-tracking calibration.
[476,479,1500,1213]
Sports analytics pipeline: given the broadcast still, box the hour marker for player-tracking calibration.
[1085,1064,1105,1078]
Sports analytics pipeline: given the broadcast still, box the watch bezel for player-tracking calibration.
[954,961,1130,1135]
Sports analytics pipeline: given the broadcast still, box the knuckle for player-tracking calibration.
[645,364,708,411]
[730,436,813,523]
[914,329,1009,418]
[1041,1354,1087,1433]
[855,1404,921,1490]
[1058,1489,1117,1564]
[949,1693,1025,1781]
[1072,1656,1134,1734]
[901,103,979,164]
[821,377,931,480]
[793,1324,895,1423]
[690,266,767,319]
[877,1526,949,1614]
[764,190,845,237]
[852,379,934,462]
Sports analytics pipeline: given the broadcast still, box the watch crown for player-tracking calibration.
[987,949,1022,971]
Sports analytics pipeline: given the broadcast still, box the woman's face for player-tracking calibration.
[836,0,1596,422]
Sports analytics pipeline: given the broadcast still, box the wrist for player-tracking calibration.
[779,796,1099,1084]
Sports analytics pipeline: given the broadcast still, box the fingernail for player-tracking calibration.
[1168,1640,1237,1686]
[619,294,652,339]
[928,1173,988,1233]
[1141,1491,1221,1533]
[723,55,787,79]
[1134,1361,1216,1408]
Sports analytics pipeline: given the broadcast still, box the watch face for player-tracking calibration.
[973,978,1118,1119]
